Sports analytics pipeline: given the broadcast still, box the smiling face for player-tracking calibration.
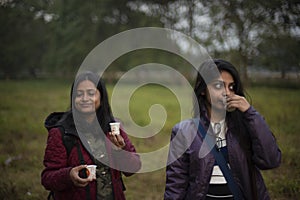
[74,80,101,114]
[205,70,235,113]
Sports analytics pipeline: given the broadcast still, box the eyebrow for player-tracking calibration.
[211,79,224,84]
[76,88,97,91]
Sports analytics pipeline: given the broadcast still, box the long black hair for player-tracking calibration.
[193,59,251,149]
[70,71,114,134]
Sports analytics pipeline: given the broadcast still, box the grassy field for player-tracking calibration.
[0,79,299,199]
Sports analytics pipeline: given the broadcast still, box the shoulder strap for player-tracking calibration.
[194,119,243,200]
[58,126,91,200]
[75,140,91,200]
[47,191,55,200]
[46,126,75,200]
[57,126,77,157]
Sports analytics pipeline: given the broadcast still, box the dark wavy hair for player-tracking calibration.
[193,59,251,150]
[70,71,114,134]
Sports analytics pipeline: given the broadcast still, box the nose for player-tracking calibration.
[225,86,232,96]
[222,85,233,97]
[82,92,89,101]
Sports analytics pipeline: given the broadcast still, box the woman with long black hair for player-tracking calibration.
[42,71,141,200]
[164,59,281,200]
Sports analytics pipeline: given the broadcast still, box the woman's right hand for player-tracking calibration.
[69,165,93,187]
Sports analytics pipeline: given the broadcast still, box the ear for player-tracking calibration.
[201,92,205,96]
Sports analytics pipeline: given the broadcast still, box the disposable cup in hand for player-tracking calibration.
[86,165,97,179]
[224,96,236,112]
[110,122,120,135]
[226,106,236,112]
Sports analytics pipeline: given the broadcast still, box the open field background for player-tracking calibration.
[0,79,299,200]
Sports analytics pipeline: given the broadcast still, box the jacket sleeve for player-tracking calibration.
[164,124,190,200]
[110,128,141,176]
[41,128,73,191]
[243,106,281,170]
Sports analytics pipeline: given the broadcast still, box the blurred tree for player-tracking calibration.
[1,0,299,79]
[254,0,300,79]
[0,0,164,78]
[0,0,50,78]
[42,0,113,76]
[133,0,300,81]
[40,0,165,76]
[200,0,300,81]
[255,35,300,78]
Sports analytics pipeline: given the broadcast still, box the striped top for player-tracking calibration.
[207,121,233,199]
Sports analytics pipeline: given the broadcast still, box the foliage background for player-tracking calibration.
[1,0,299,80]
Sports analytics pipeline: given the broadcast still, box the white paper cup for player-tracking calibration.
[224,96,236,112]
[109,122,120,135]
[226,106,236,112]
[86,165,97,179]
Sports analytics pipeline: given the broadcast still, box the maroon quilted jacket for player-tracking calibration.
[41,112,141,200]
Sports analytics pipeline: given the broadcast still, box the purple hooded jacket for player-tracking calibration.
[164,106,281,200]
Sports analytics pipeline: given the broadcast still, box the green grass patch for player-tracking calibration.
[0,79,299,199]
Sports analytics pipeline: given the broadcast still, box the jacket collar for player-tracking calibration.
[44,111,78,137]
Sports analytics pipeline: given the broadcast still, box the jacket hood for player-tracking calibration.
[44,112,66,130]
[44,111,77,134]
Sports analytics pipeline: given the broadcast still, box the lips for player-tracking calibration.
[219,99,227,105]
[79,104,93,108]
[217,99,227,109]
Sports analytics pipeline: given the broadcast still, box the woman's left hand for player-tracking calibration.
[226,94,250,112]
[108,132,126,150]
